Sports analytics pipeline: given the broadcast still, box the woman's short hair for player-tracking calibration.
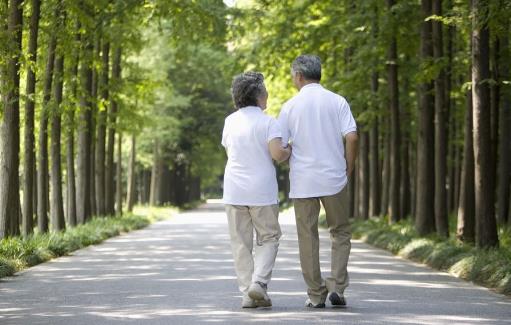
[231,71,266,109]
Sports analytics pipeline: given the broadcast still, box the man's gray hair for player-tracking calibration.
[231,71,266,109]
[291,54,322,81]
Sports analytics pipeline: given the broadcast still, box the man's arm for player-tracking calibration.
[345,131,358,178]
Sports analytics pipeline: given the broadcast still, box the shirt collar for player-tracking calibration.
[300,83,322,92]
[240,105,263,112]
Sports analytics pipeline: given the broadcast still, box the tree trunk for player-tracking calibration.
[37,32,57,233]
[105,46,121,216]
[95,41,109,216]
[415,0,436,236]
[471,0,498,248]
[387,0,401,223]
[76,27,94,224]
[497,23,510,224]
[126,135,136,212]
[0,0,23,238]
[380,134,390,216]
[22,0,41,236]
[89,37,100,217]
[457,86,475,243]
[149,139,161,206]
[50,51,65,231]
[369,81,380,217]
[433,0,448,237]
[115,133,122,216]
[358,131,369,219]
[66,22,80,227]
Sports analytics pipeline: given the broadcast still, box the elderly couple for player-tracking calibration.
[221,55,358,309]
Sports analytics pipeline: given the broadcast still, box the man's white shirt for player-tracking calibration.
[278,83,356,198]
[222,106,282,206]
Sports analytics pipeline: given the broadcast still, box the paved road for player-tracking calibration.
[1,201,510,324]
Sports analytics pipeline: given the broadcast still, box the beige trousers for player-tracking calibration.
[293,186,351,305]
[225,204,282,294]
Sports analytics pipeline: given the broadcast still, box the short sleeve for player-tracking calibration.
[221,120,228,147]
[267,118,282,143]
[338,97,357,136]
[277,104,291,146]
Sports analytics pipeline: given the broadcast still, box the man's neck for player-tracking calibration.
[299,80,320,90]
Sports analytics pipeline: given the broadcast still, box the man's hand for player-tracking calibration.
[345,132,358,178]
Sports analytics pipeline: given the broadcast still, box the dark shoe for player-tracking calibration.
[328,292,347,307]
[305,298,326,308]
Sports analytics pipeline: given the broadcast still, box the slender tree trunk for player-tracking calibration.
[387,0,401,223]
[471,0,498,248]
[22,0,41,236]
[381,134,390,216]
[149,139,161,206]
[126,135,136,213]
[66,23,80,227]
[415,0,436,235]
[95,41,109,216]
[76,27,94,224]
[369,78,380,217]
[50,51,65,231]
[457,86,476,243]
[115,133,122,216]
[358,131,369,219]
[0,0,23,238]
[490,37,500,205]
[433,0,448,237]
[447,20,456,214]
[89,37,100,217]
[37,32,57,233]
[105,47,121,215]
[497,23,510,224]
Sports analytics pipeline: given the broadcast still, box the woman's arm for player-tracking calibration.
[269,138,291,163]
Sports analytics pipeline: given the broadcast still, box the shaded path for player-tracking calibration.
[1,201,510,324]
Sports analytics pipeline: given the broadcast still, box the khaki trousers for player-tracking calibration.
[225,204,282,294]
[293,186,351,305]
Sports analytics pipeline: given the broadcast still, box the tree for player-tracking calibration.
[471,0,498,248]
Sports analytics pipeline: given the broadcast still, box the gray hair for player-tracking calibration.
[231,71,266,109]
[291,54,322,81]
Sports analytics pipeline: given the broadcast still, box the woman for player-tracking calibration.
[222,72,291,308]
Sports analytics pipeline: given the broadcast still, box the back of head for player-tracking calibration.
[231,71,265,109]
[291,55,322,82]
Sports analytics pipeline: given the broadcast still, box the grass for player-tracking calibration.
[319,214,511,296]
[0,206,175,279]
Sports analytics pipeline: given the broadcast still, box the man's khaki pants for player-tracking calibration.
[225,204,282,294]
[293,186,351,305]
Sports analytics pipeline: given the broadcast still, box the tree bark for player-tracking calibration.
[76,27,94,224]
[497,22,510,224]
[126,135,136,212]
[387,0,401,223]
[115,133,122,216]
[457,85,475,243]
[50,51,65,231]
[149,139,161,206]
[37,30,57,234]
[471,0,498,248]
[0,0,23,238]
[369,78,380,217]
[105,47,121,216]
[358,131,369,219]
[415,0,436,235]
[22,0,41,236]
[433,0,448,237]
[95,41,109,216]
[380,134,390,217]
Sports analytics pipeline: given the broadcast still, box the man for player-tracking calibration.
[278,54,358,308]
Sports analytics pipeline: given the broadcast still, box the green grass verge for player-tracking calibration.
[319,215,511,296]
[0,206,175,279]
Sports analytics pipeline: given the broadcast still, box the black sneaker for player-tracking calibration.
[305,298,326,308]
[328,292,347,307]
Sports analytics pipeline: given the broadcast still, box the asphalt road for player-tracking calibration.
[1,201,510,324]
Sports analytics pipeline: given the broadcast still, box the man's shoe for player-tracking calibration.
[248,281,272,307]
[242,294,257,308]
[305,298,326,308]
[328,292,347,307]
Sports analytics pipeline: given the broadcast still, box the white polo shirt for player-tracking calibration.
[222,106,282,206]
[278,83,357,198]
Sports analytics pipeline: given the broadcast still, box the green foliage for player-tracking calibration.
[330,216,511,296]
[0,208,173,279]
